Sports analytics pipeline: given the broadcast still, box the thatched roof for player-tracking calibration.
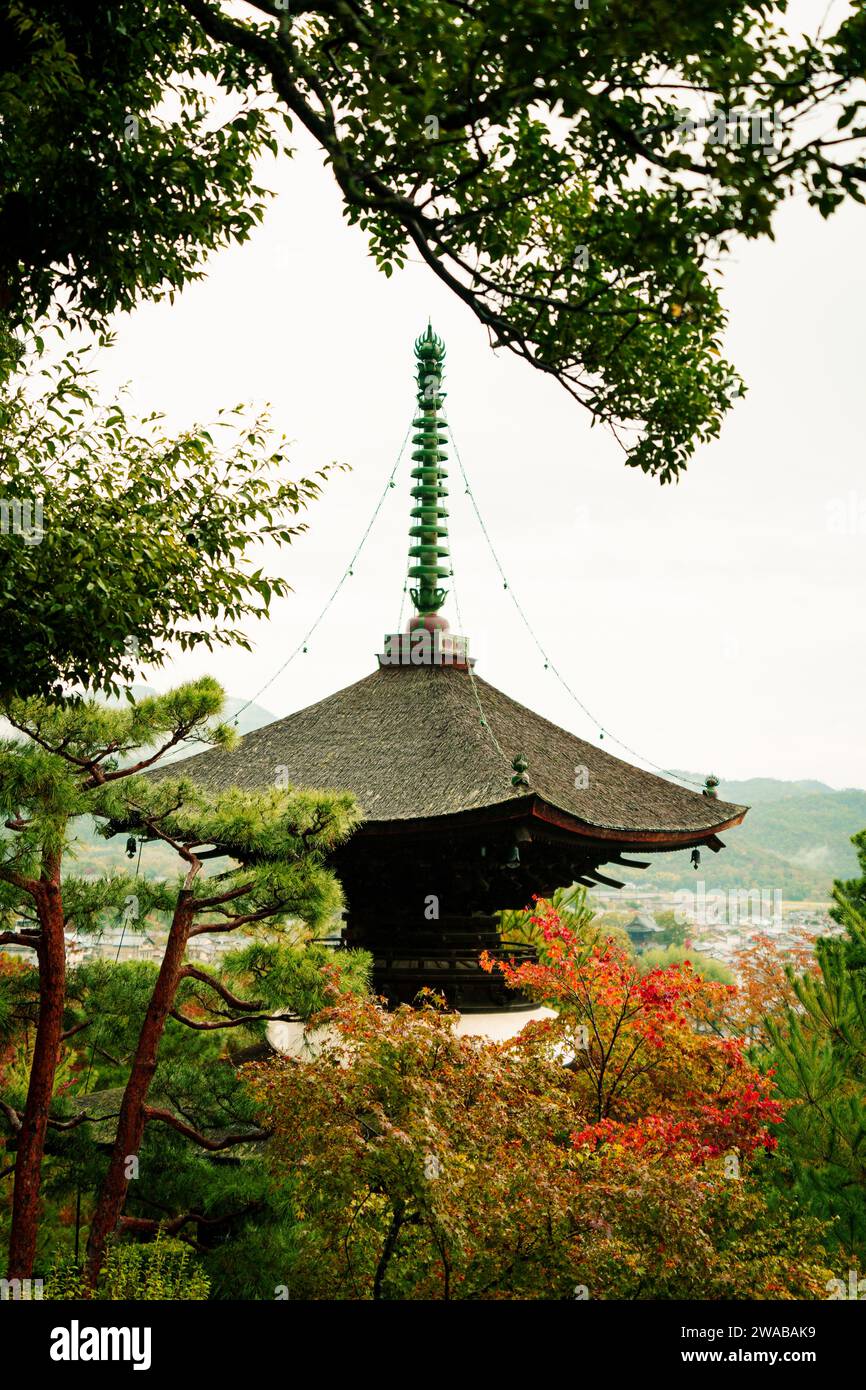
[154,666,746,845]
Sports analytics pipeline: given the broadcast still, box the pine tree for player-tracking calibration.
[767,845,866,1264]
[0,682,364,1281]
[832,827,866,972]
[82,766,363,1283]
[0,682,226,1276]
[3,942,368,1294]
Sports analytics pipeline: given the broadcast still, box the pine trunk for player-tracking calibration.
[84,894,194,1285]
[6,876,65,1280]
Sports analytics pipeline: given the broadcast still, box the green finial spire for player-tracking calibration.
[409,324,450,615]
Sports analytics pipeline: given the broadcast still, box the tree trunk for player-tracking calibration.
[6,878,65,1280]
[84,893,194,1285]
[373,1200,405,1300]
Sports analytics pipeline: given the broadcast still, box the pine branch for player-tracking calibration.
[143,1104,271,1149]
[178,964,263,1011]
[0,1100,22,1133]
[0,1101,94,1132]
[188,882,254,912]
[133,809,202,870]
[119,1201,263,1238]
[0,869,39,899]
[83,721,205,786]
[7,714,209,786]
[190,903,291,935]
[46,1111,94,1132]
[60,1020,91,1042]
[0,929,38,948]
[170,1009,301,1031]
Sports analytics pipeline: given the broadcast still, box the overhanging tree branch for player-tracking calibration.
[143,1104,271,1149]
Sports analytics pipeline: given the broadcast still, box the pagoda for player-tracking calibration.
[624,911,665,952]
[156,327,747,1025]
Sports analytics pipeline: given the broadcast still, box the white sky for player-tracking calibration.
[93,105,866,791]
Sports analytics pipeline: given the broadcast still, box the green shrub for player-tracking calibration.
[44,1232,210,1301]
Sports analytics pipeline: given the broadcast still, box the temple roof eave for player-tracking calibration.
[346,791,747,850]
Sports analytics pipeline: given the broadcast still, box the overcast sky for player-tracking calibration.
[93,77,866,791]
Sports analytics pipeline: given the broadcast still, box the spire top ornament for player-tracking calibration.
[377,327,471,669]
[409,324,449,616]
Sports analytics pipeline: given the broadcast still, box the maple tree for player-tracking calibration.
[730,931,818,1049]
[248,904,831,1299]
[484,899,774,1142]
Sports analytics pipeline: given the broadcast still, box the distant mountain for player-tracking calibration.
[633,774,866,901]
[670,773,838,804]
